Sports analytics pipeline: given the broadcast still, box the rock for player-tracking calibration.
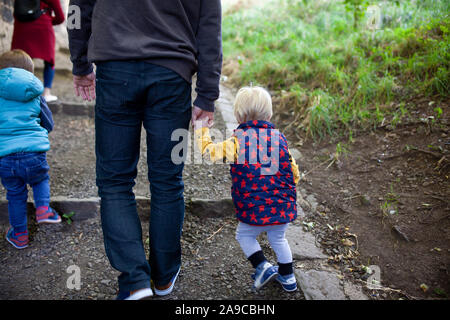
[289,148,303,161]
[305,194,318,212]
[422,181,432,187]
[286,225,327,260]
[297,206,306,219]
[359,194,371,206]
[297,195,312,213]
[295,269,346,300]
[100,279,112,286]
[343,281,369,300]
[0,1,14,53]
[392,225,410,242]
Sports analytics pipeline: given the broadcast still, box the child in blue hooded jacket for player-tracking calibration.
[0,50,61,249]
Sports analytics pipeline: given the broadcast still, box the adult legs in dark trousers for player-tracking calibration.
[95,61,191,297]
[68,0,222,300]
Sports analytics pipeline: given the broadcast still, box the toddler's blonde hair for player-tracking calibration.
[233,86,272,123]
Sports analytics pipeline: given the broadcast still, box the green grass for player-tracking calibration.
[222,0,450,138]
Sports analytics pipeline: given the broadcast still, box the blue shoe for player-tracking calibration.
[116,287,153,300]
[253,261,278,290]
[274,266,297,291]
[5,227,29,249]
[154,267,181,296]
[276,272,298,292]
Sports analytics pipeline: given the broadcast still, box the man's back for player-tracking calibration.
[69,0,222,111]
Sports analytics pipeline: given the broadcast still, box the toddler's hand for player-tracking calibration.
[193,117,210,130]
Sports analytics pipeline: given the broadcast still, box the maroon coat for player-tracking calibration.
[11,0,65,66]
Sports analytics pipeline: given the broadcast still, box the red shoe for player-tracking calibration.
[5,227,29,249]
[36,206,62,224]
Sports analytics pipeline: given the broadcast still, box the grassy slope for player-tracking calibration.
[222,0,449,138]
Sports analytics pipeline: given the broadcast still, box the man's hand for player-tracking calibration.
[192,106,214,129]
[73,72,96,101]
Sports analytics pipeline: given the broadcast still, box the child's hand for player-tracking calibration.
[193,118,209,130]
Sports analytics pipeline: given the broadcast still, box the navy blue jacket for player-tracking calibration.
[39,96,54,133]
[67,0,222,112]
[230,121,297,226]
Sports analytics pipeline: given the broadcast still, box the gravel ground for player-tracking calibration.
[0,199,304,300]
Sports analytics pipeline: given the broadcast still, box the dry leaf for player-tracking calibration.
[342,238,355,246]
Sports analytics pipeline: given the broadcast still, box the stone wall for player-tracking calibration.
[55,0,70,50]
[0,0,14,53]
[0,0,69,54]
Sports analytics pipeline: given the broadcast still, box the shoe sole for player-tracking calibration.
[6,236,28,249]
[154,267,181,296]
[37,217,62,224]
[276,278,298,292]
[125,288,153,300]
[254,271,278,290]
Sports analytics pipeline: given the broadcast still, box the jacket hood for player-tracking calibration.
[0,68,43,102]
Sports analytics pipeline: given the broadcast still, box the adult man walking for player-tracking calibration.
[67,0,222,300]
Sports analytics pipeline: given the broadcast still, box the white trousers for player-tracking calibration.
[235,222,293,264]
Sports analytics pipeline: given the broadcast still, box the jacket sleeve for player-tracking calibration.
[193,0,223,112]
[288,149,300,184]
[67,0,96,76]
[195,127,237,163]
[49,0,65,25]
[39,97,54,133]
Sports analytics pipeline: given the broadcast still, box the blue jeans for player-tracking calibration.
[0,152,51,232]
[43,61,55,89]
[95,61,192,292]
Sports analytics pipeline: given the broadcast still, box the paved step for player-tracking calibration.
[0,196,150,224]
[286,224,328,261]
[46,101,95,118]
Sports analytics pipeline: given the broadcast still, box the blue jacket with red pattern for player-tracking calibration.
[230,120,297,226]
